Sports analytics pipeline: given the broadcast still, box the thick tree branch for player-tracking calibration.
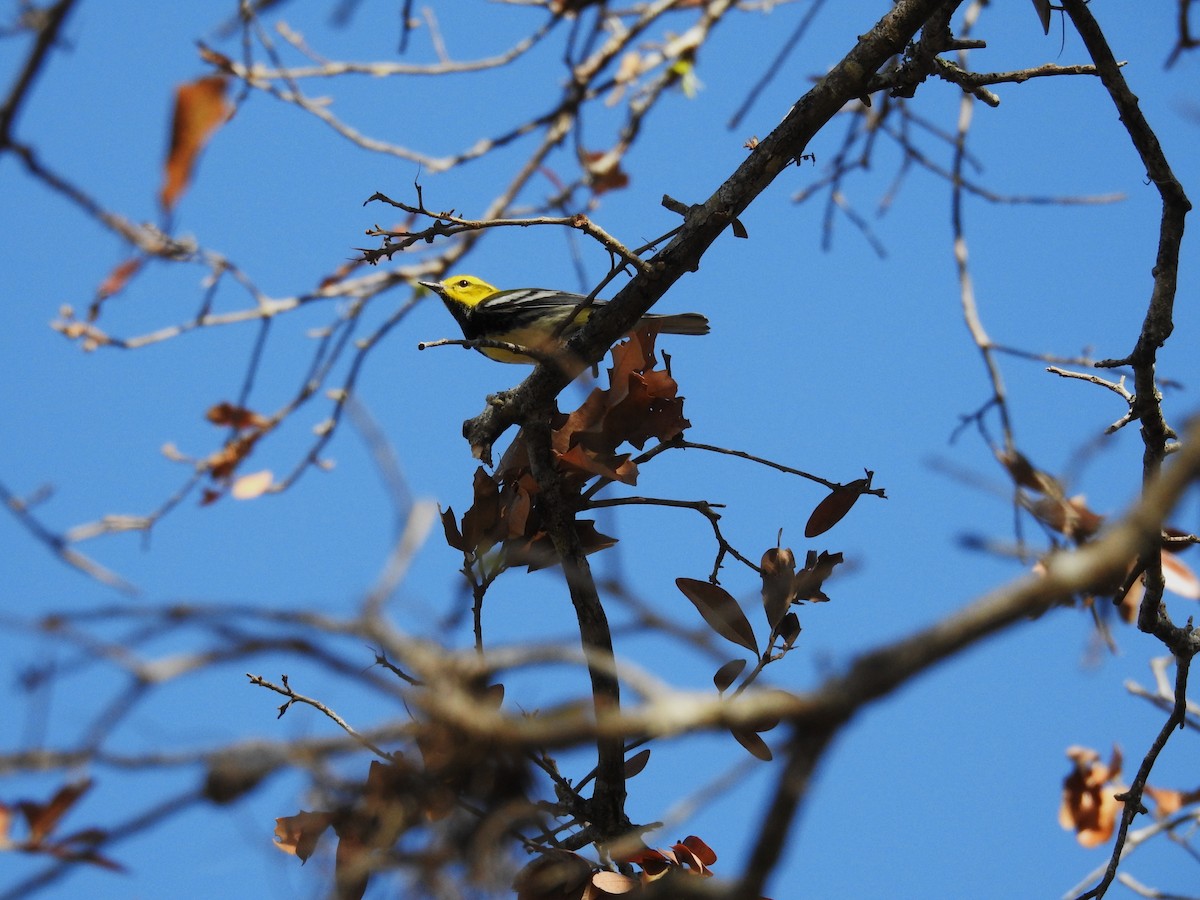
[524,418,629,843]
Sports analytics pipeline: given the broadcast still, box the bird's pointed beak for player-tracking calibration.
[418,280,441,293]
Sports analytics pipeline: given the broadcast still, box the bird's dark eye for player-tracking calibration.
[457,279,470,288]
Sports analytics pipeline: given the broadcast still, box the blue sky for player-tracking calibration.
[3,2,1199,898]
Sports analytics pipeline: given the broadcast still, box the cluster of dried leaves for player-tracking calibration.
[442,329,692,582]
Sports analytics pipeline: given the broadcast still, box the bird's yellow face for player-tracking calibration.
[434,274,499,308]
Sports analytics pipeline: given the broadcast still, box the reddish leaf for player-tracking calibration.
[160,75,231,211]
[676,578,759,655]
[805,477,870,538]
[713,658,746,693]
[604,366,690,449]
[680,835,717,866]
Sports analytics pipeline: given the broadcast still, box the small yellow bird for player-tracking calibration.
[420,274,709,364]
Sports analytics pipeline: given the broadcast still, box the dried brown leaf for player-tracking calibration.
[1143,785,1185,818]
[676,577,759,655]
[623,748,651,779]
[730,727,773,761]
[792,550,843,603]
[557,444,638,485]
[778,611,802,650]
[273,810,334,862]
[95,257,144,303]
[1059,745,1123,848]
[205,402,269,430]
[160,75,231,211]
[462,468,502,553]
[713,658,746,693]
[805,478,869,538]
[440,506,464,551]
[20,780,92,844]
[760,546,796,630]
[998,448,1060,495]
[582,149,629,195]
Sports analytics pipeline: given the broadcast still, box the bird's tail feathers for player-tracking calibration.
[641,312,710,336]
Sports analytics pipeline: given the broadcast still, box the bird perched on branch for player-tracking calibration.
[420,274,709,364]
